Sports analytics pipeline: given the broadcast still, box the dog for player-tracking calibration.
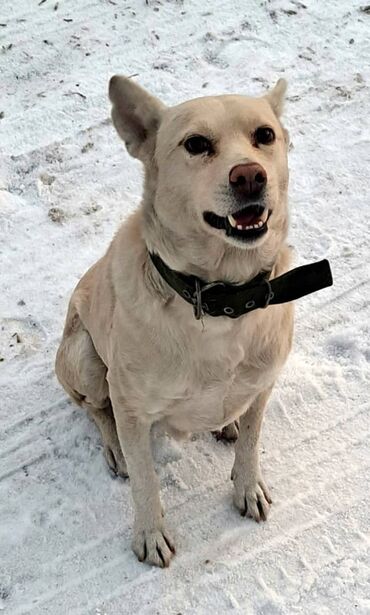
[55,75,294,567]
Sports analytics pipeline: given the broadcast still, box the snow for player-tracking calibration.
[0,0,369,613]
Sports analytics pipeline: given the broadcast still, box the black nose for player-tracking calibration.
[229,163,267,199]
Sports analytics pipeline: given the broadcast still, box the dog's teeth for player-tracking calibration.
[260,209,269,223]
[228,215,237,228]
[234,221,265,231]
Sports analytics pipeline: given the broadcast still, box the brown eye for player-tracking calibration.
[184,135,213,155]
[255,126,275,146]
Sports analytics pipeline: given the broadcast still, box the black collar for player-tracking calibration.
[149,252,333,320]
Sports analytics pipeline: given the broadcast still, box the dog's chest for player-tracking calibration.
[152,316,277,433]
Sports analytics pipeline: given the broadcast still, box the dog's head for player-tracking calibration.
[109,76,289,264]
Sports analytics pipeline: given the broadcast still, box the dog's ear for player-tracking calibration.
[109,75,166,162]
[265,78,287,118]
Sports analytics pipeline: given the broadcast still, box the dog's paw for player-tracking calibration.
[232,471,272,522]
[132,525,176,567]
[103,444,128,479]
[213,420,239,443]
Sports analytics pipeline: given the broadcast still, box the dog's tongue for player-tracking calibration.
[233,209,259,226]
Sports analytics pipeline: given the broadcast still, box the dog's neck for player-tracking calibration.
[141,190,290,287]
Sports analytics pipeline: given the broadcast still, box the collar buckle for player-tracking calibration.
[263,279,275,308]
[193,279,203,320]
[192,280,225,320]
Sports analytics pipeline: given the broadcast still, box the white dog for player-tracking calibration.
[55,76,332,566]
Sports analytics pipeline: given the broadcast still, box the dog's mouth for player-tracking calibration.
[203,205,271,242]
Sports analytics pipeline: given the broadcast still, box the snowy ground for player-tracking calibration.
[1,0,370,613]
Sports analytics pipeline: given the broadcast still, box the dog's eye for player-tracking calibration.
[184,135,213,155]
[254,126,275,146]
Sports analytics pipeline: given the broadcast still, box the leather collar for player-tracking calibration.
[149,252,333,320]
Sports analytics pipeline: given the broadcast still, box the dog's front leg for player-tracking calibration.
[110,392,175,567]
[231,387,273,522]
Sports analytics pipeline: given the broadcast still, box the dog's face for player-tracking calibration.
[110,76,289,254]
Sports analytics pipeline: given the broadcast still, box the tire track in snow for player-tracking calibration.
[1,0,369,613]
[8,432,368,614]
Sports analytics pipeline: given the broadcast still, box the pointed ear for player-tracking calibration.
[109,75,166,162]
[265,78,287,118]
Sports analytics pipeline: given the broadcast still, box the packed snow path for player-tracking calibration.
[0,1,369,613]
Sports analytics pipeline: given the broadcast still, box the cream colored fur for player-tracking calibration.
[55,76,294,567]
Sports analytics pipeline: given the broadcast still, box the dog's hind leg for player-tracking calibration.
[86,403,128,478]
[55,307,127,478]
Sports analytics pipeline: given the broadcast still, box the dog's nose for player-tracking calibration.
[229,163,267,199]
